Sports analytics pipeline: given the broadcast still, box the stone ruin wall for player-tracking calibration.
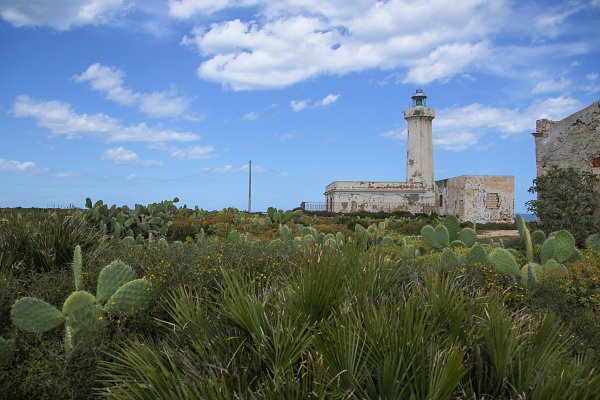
[532,100,600,221]
[324,181,435,214]
[436,176,514,223]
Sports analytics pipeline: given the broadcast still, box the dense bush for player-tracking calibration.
[527,165,599,245]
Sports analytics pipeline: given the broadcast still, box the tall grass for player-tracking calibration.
[0,210,104,274]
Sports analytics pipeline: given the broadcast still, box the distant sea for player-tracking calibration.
[520,213,537,222]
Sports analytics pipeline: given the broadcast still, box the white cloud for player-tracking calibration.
[242,111,258,121]
[0,0,126,30]
[531,77,571,94]
[52,172,78,178]
[74,63,193,119]
[320,93,340,106]
[13,95,199,143]
[168,145,215,160]
[429,96,582,151]
[101,146,162,167]
[290,99,310,112]
[290,94,340,111]
[401,42,489,84]
[586,73,598,80]
[277,132,296,142]
[0,158,39,173]
[380,128,407,141]
[181,1,511,90]
[202,163,265,174]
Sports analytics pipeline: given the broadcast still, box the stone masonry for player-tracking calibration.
[532,100,600,221]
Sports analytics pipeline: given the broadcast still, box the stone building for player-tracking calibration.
[324,89,514,223]
[532,100,600,221]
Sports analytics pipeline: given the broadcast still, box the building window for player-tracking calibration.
[439,194,443,207]
[485,193,500,209]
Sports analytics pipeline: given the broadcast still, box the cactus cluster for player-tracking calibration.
[85,197,205,243]
[11,246,150,352]
[489,214,581,287]
[421,215,477,249]
[353,223,395,248]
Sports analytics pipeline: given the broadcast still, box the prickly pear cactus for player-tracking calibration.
[516,214,533,262]
[467,244,487,265]
[441,248,459,270]
[355,224,370,247]
[280,225,293,242]
[0,337,15,369]
[540,237,557,265]
[96,261,137,304]
[520,263,543,288]
[488,248,520,277]
[73,245,83,291]
[532,230,546,247]
[435,225,450,248]
[103,279,150,315]
[379,236,394,247]
[11,297,64,333]
[442,215,460,242]
[421,225,439,248]
[586,233,600,250]
[551,230,576,263]
[63,291,104,349]
[544,259,567,272]
[450,240,467,248]
[458,228,477,247]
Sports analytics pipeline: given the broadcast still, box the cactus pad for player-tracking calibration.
[280,225,293,242]
[435,225,450,247]
[532,230,546,246]
[104,279,150,316]
[551,230,576,262]
[421,225,439,248]
[11,297,64,333]
[442,215,460,242]
[540,237,556,265]
[379,236,394,247]
[458,228,477,247]
[488,248,520,277]
[72,245,83,291]
[450,240,467,248]
[520,263,543,288]
[586,233,600,250]
[0,337,15,369]
[441,248,459,270]
[63,291,104,349]
[543,259,567,272]
[96,260,137,304]
[516,215,534,262]
[467,244,487,265]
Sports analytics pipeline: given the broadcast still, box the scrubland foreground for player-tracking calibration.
[1,205,599,399]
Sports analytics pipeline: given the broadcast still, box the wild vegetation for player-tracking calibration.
[0,201,599,399]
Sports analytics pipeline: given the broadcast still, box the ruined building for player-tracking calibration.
[324,89,514,223]
[532,100,600,221]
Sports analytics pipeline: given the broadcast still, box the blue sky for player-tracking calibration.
[1,0,599,212]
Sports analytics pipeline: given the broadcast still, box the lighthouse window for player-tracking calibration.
[439,194,443,207]
[485,193,500,209]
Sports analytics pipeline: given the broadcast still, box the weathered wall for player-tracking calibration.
[324,181,435,214]
[532,100,600,220]
[435,175,514,223]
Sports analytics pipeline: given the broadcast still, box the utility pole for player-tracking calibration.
[248,160,252,213]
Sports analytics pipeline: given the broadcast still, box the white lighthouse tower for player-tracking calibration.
[403,89,435,189]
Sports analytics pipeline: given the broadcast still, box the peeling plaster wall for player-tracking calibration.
[404,106,435,188]
[532,100,600,220]
[436,176,514,223]
[324,181,435,214]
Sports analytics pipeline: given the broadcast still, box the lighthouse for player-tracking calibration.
[403,89,435,189]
